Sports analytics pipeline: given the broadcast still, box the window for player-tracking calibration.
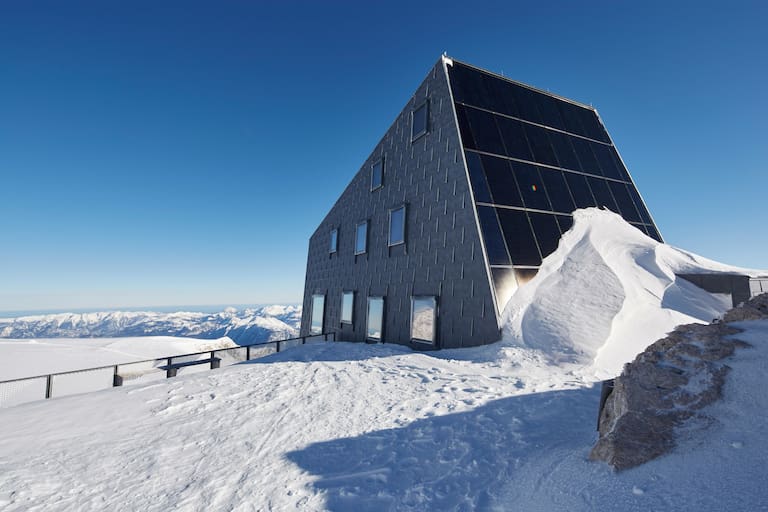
[477,205,511,266]
[464,106,504,156]
[366,297,384,341]
[388,205,406,246]
[512,162,551,212]
[496,208,541,266]
[340,291,354,324]
[371,159,383,191]
[480,154,524,207]
[329,228,338,253]
[310,294,325,334]
[410,296,437,344]
[411,101,428,141]
[528,212,562,260]
[355,221,368,255]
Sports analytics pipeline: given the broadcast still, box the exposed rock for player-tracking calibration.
[723,293,768,322]
[590,293,768,470]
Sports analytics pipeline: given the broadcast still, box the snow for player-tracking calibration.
[0,209,765,510]
[0,336,237,381]
[0,323,766,511]
[501,208,765,379]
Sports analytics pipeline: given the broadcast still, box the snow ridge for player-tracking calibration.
[500,208,764,379]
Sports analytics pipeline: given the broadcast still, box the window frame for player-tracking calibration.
[329,228,338,254]
[366,296,385,341]
[410,296,438,345]
[310,294,325,334]
[411,100,429,142]
[370,158,384,192]
[388,205,406,247]
[340,290,354,325]
[354,220,368,255]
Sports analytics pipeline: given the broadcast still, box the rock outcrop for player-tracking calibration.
[590,293,768,470]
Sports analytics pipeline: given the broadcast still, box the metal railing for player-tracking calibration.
[0,332,336,408]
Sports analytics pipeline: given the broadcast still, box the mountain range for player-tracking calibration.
[0,305,301,345]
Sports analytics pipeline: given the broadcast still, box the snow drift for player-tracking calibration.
[500,208,763,379]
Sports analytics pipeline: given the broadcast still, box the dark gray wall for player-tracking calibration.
[676,274,752,307]
[300,58,500,349]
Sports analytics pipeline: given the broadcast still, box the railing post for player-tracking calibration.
[45,375,53,399]
[246,345,251,360]
[276,340,281,352]
[166,358,174,378]
[113,365,123,387]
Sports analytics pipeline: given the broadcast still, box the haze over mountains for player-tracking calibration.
[0,305,301,345]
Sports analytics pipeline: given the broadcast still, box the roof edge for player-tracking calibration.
[443,55,597,112]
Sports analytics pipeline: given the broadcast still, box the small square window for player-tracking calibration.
[340,291,354,324]
[329,228,338,253]
[310,294,325,334]
[366,296,385,341]
[355,221,368,255]
[411,101,428,141]
[411,296,437,344]
[371,159,383,191]
[388,205,406,246]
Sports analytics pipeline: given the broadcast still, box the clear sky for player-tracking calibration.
[1,1,766,312]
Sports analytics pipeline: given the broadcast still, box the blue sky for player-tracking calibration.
[1,1,765,312]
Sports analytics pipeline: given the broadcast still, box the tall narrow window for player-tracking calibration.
[411,101,428,141]
[411,296,437,344]
[388,205,406,246]
[340,291,354,324]
[371,159,383,191]
[355,221,368,255]
[310,294,325,334]
[366,297,384,341]
[329,228,338,253]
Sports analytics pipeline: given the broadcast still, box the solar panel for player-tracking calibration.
[448,60,662,304]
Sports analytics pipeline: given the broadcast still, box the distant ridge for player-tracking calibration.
[0,305,302,346]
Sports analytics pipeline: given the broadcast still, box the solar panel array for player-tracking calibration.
[447,61,661,305]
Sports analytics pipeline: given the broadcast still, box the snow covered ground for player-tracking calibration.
[0,209,765,510]
[0,325,765,511]
[0,336,238,381]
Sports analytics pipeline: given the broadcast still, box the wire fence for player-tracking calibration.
[0,332,335,409]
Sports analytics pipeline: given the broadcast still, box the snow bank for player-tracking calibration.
[500,208,763,379]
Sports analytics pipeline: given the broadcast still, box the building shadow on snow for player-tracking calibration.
[286,386,602,511]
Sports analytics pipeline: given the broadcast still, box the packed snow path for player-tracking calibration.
[1,331,766,511]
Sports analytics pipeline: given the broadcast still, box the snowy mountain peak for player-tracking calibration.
[0,305,302,345]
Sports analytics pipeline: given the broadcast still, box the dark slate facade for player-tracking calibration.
[300,56,661,349]
[300,58,499,349]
